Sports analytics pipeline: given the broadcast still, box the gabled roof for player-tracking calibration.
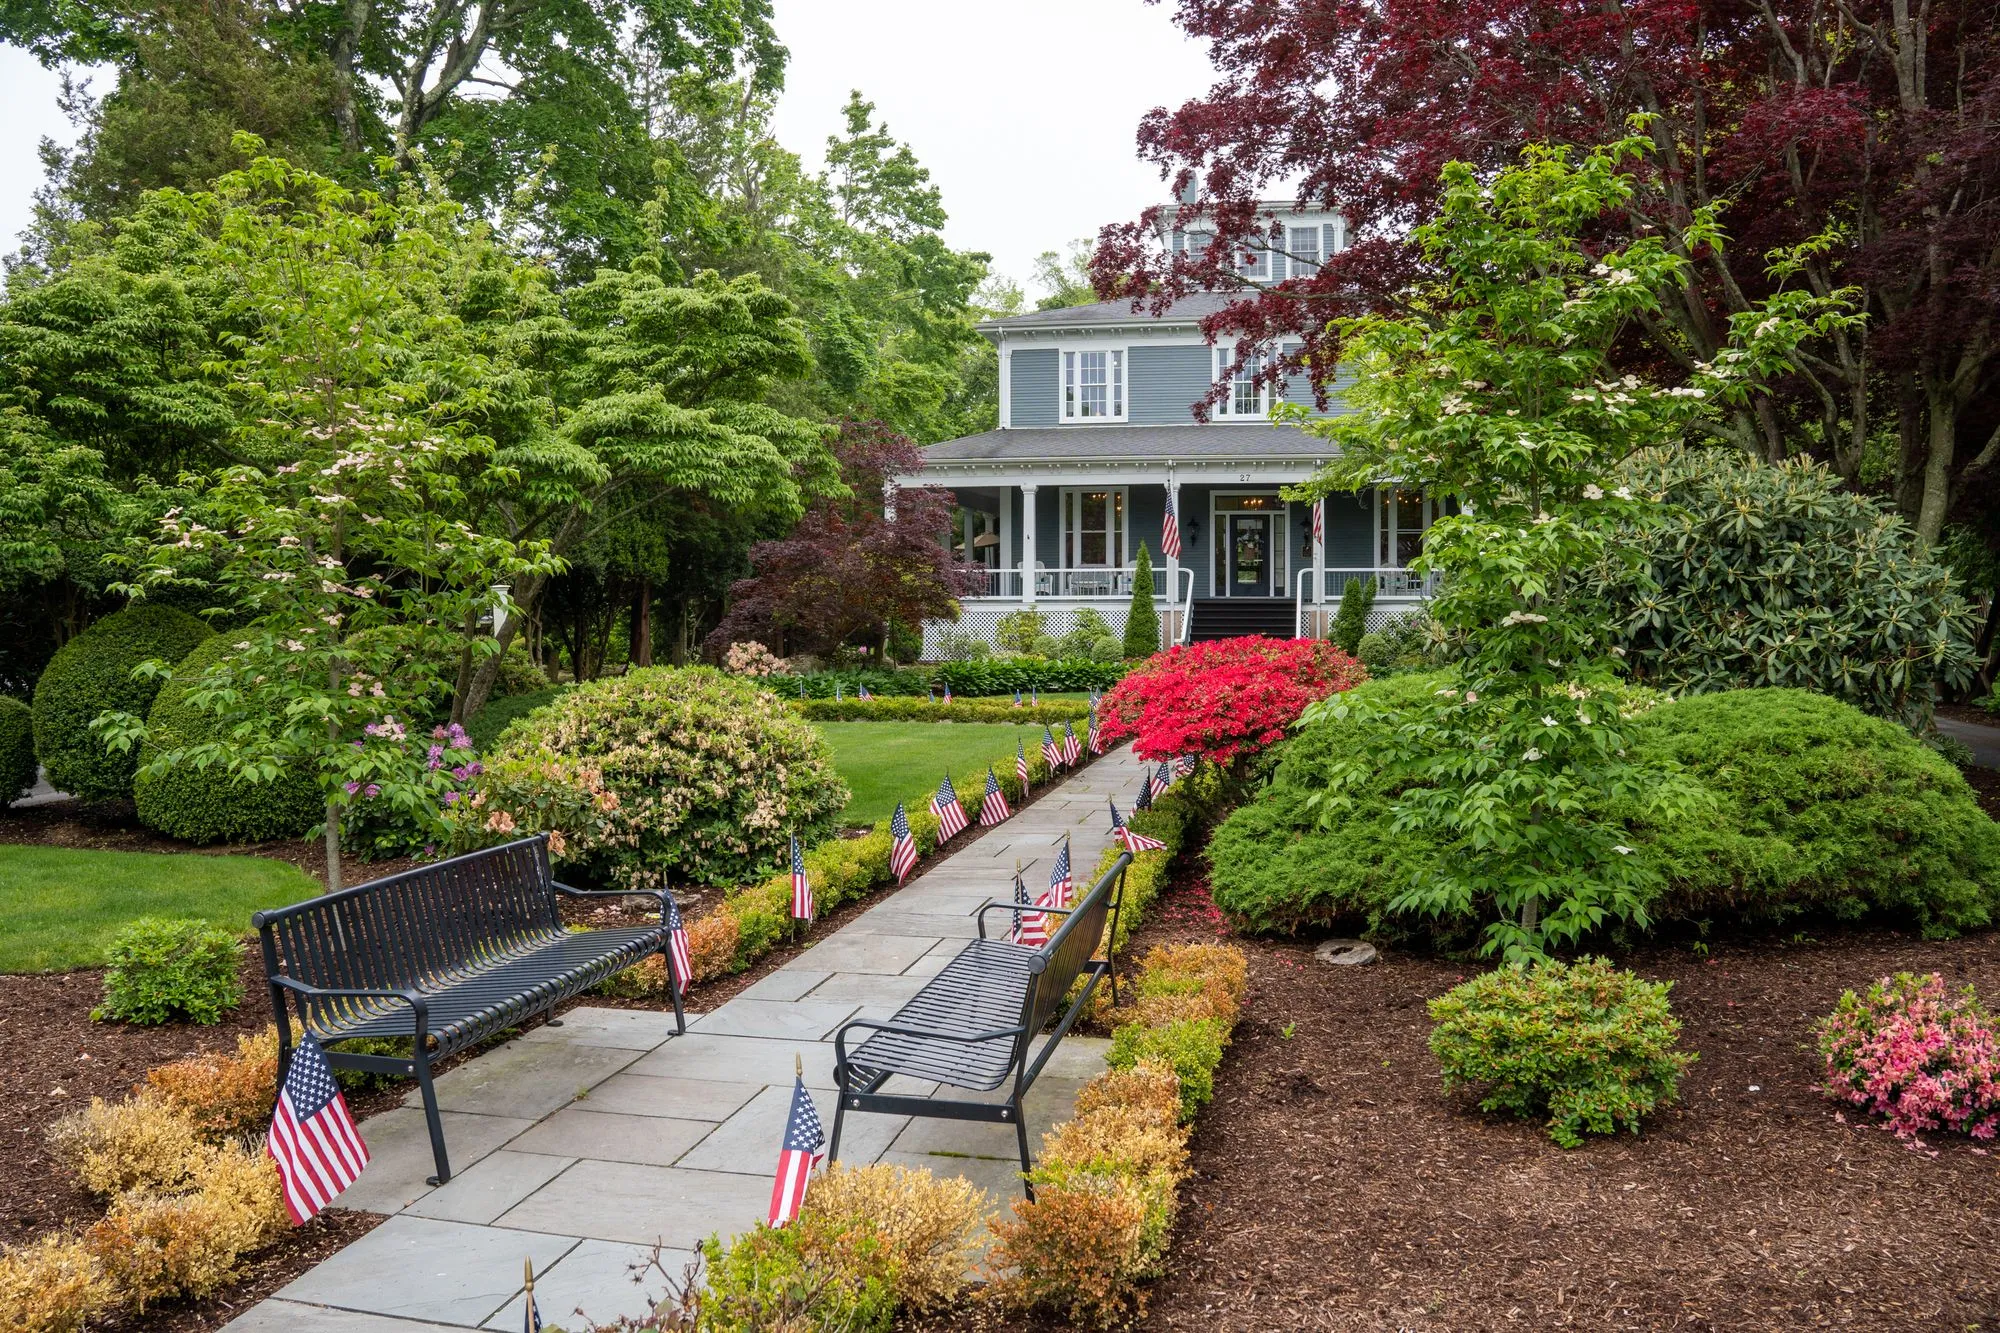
[920,422,1330,465]
[976,292,1236,335]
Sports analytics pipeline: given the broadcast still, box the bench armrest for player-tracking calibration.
[833,1015,1028,1072]
[269,977,430,1034]
[974,899,1079,939]
[552,881,675,927]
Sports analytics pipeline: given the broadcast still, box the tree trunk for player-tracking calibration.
[631,578,653,668]
[322,802,343,894]
[1916,379,1959,547]
[328,0,370,154]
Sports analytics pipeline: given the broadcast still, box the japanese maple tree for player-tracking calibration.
[705,418,983,659]
[1095,0,2000,545]
[1098,636,1365,776]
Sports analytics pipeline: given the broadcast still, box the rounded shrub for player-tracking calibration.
[1209,682,2000,944]
[132,636,322,845]
[476,666,849,889]
[92,918,245,1026]
[1429,957,1694,1147]
[33,604,212,802]
[0,694,37,805]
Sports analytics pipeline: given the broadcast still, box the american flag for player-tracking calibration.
[1087,708,1104,755]
[1155,760,1172,793]
[1176,753,1198,777]
[1162,490,1182,559]
[1109,798,1167,853]
[1013,689,1023,707]
[889,802,918,882]
[979,768,1011,826]
[266,1032,369,1225]
[857,683,871,700]
[1049,838,1073,909]
[1042,726,1061,770]
[930,774,968,840]
[1062,722,1081,766]
[1312,497,1324,548]
[1031,687,1040,706]
[767,1073,825,1228]
[1011,865,1048,947]
[789,835,813,922]
[524,1259,542,1333]
[928,686,937,702]
[1016,738,1030,788]
[834,682,844,701]
[1135,769,1154,811]
[942,682,953,704]
[666,893,693,996]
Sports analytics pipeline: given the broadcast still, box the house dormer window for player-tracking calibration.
[1214,349,1266,417]
[1061,348,1125,422]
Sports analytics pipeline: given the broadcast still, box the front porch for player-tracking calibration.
[917,469,1439,657]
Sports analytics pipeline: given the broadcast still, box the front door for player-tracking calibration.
[1226,512,1273,596]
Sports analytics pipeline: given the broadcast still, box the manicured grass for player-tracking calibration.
[817,721,1055,826]
[0,844,320,973]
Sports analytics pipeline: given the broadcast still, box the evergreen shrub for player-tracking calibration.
[93,919,245,1026]
[133,636,322,845]
[0,694,36,805]
[1428,957,1694,1147]
[33,604,211,802]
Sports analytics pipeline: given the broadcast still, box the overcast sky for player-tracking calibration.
[0,1,1218,289]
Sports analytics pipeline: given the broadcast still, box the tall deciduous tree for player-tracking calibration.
[1096,0,2000,544]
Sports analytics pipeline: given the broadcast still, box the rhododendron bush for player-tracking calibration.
[1098,637,1364,768]
[460,666,848,888]
[1818,973,2000,1143]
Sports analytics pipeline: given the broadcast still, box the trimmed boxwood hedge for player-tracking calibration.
[1208,682,2000,946]
[132,636,323,845]
[32,604,212,802]
[0,695,36,805]
[931,658,1126,696]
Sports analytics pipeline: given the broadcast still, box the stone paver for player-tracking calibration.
[226,746,1135,1330]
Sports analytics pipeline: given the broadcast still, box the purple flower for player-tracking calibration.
[447,723,470,748]
[467,761,484,777]
[432,725,449,740]
[443,789,460,805]
[427,744,445,769]
[343,781,361,795]
[450,765,469,782]
[363,783,380,798]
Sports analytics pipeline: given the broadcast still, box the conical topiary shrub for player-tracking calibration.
[1122,543,1160,659]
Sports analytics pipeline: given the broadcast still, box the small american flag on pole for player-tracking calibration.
[942,682,953,704]
[889,802,918,882]
[789,836,813,922]
[1016,738,1030,788]
[979,768,1011,826]
[666,893,693,996]
[1050,837,1073,909]
[767,1069,825,1228]
[1155,760,1173,793]
[1087,708,1104,755]
[524,1259,542,1333]
[1312,497,1324,548]
[1162,490,1182,559]
[857,683,872,700]
[834,682,844,702]
[1031,687,1040,706]
[1135,769,1154,811]
[266,1032,369,1225]
[1013,689,1023,708]
[1062,721,1081,766]
[1176,753,1198,778]
[1012,864,1049,947]
[1042,726,1061,770]
[930,774,968,840]
[1109,798,1167,853]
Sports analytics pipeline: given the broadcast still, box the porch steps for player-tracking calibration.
[1187,597,1297,642]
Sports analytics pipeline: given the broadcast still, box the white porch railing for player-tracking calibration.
[965,565,1193,600]
[1296,568,1441,637]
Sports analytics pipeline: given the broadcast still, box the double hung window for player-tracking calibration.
[1288,225,1322,276]
[1061,349,1125,422]
[1214,349,1267,417]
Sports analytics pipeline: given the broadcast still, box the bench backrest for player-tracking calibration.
[1023,850,1130,1036]
[254,836,558,999]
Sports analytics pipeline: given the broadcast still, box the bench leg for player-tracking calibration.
[664,945,686,1036]
[1015,1109,1035,1203]
[827,1092,847,1164]
[413,1049,452,1186]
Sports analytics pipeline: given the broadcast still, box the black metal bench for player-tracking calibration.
[252,834,685,1185]
[827,849,1132,1195]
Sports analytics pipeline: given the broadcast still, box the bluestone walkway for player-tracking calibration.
[222,745,1138,1332]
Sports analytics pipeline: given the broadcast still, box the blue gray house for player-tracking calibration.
[897,204,1438,657]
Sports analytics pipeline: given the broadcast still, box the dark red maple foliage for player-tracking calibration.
[1095,0,2000,546]
[704,418,983,660]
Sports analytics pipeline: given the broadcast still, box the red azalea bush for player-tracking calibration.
[1818,973,2000,1143]
[1098,637,1365,767]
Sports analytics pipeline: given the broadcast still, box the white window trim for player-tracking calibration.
[1287,224,1322,276]
[1058,344,1129,423]
[1214,348,1269,418]
[1060,485,1129,569]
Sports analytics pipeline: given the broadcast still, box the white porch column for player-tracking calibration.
[998,486,1014,598]
[1021,484,1038,604]
[1312,496,1326,637]
[882,480,896,523]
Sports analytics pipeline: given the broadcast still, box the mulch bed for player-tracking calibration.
[0,754,1102,1331]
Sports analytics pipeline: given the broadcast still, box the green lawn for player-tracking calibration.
[817,721,1053,826]
[0,844,320,973]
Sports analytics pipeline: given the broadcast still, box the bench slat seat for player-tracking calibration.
[844,938,1041,1091]
[313,925,669,1050]
[829,850,1131,1197]
[254,835,685,1186]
